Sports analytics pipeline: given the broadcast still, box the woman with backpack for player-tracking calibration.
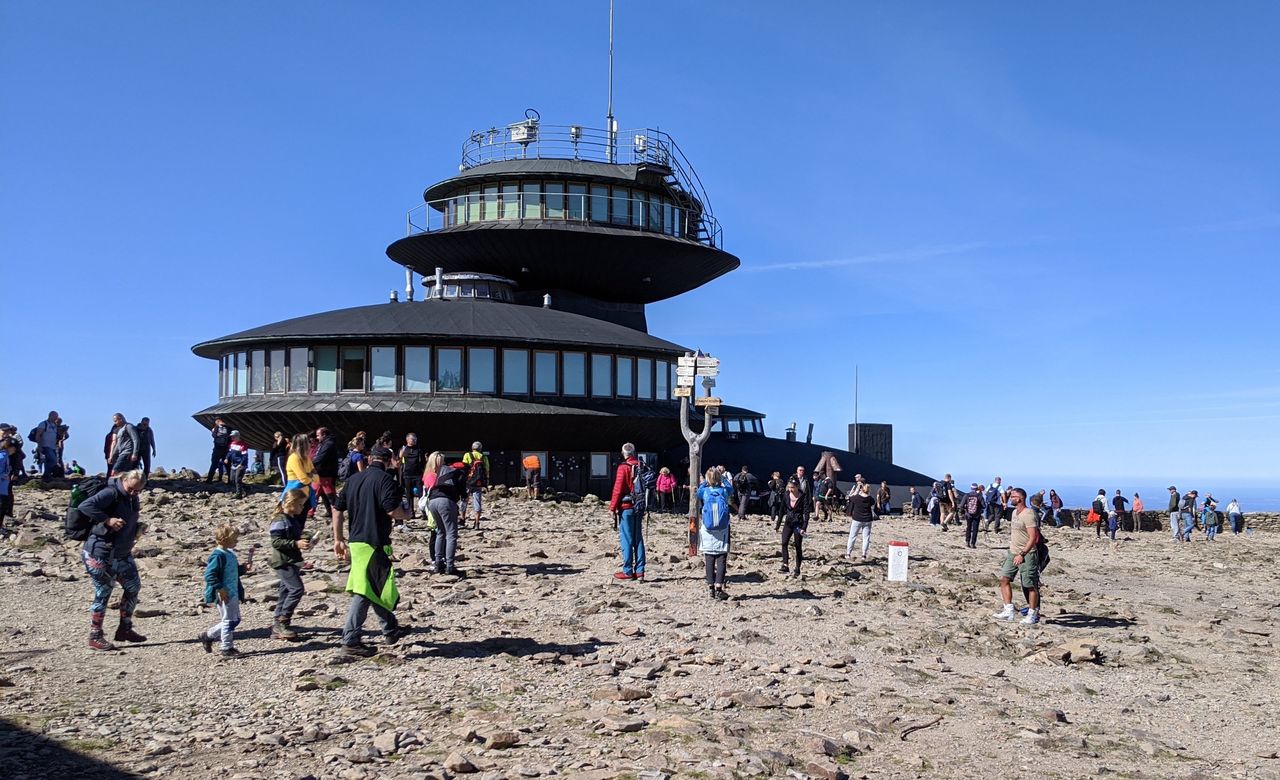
[780,478,807,576]
[425,452,466,576]
[696,468,733,601]
[767,471,786,531]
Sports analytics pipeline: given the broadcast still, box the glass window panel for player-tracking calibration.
[404,347,431,392]
[219,356,226,397]
[482,185,498,220]
[289,347,308,392]
[437,348,463,392]
[340,346,365,391]
[521,182,541,219]
[444,284,459,297]
[636,358,652,399]
[729,419,743,433]
[474,281,489,298]
[591,453,610,477]
[268,349,284,392]
[616,356,633,397]
[534,351,556,394]
[314,347,337,392]
[673,206,683,237]
[647,194,662,232]
[249,350,265,394]
[589,184,609,222]
[568,183,586,220]
[501,183,519,220]
[610,187,629,225]
[502,349,529,394]
[235,352,247,396]
[663,201,674,235]
[371,346,396,392]
[591,354,612,397]
[631,192,644,227]
[712,419,724,432]
[656,360,669,400]
[468,347,495,393]
[545,182,564,218]
[460,282,474,298]
[563,352,585,396]
[466,188,481,222]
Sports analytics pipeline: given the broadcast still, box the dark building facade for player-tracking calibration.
[192,115,934,497]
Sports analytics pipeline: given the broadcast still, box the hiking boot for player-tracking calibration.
[219,647,242,658]
[383,625,410,645]
[89,635,115,651]
[708,586,717,600]
[340,643,377,658]
[777,565,789,574]
[198,631,214,653]
[613,571,633,581]
[632,572,645,582]
[1020,610,1041,625]
[991,605,1018,622]
[446,567,466,579]
[272,621,299,641]
[714,588,729,601]
[114,626,147,643]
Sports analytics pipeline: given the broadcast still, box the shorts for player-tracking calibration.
[314,477,337,496]
[998,549,1040,589]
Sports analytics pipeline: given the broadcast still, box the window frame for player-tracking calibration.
[403,346,432,393]
[436,347,464,393]
[467,347,496,394]
[533,350,558,395]
[370,345,397,393]
[563,351,586,396]
[502,348,530,395]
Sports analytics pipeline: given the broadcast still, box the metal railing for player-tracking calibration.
[459,121,717,221]
[405,190,723,249]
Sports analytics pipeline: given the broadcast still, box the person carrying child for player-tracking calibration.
[199,523,252,657]
[269,489,311,640]
[696,468,733,601]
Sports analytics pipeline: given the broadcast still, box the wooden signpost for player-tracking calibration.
[679,351,723,556]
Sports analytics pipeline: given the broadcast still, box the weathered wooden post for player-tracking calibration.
[677,352,721,556]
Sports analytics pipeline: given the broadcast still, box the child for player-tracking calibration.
[269,490,311,640]
[696,468,732,600]
[199,524,250,657]
[224,432,249,499]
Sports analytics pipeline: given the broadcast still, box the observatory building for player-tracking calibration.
[192,113,933,496]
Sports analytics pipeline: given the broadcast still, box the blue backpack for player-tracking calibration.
[702,486,729,531]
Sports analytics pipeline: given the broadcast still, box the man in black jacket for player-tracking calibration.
[311,427,340,517]
[79,469,147,650]
[206,418,231,483]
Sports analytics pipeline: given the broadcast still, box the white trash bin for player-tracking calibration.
[887,540,909,582]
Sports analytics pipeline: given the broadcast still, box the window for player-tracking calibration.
[712,419,724,432]
[656,360,669,400]
[235,352,248,396]
[589,184,609,222]
[568,183,587,220]
[501,183,519,220]
[268,349,284,393]
[503,349,529,394]
[590,453,610,477]
[522,182,541,219]
[636,358,652,399]
[563,352,585,396]
[545,182,564,218]
[289,347,308,393]
[404,347,430,392]
[663,201,674,235]
[591,354,612,397]
[468,347,495,393]
[460,282,474,298]
[248,350,264,394]
[648,195,663,232]
[437,348,463,392]
[474,281,489,298]
[482,184,498,220]
[616,356,633,397]
[610,186,629,225]
[371,346,396,392]
[729,419,743,433]
[466,187,481,223]
[673,206,684,237]
[314,347,337,393]
[340,347,365,391]
[444,283,459,297]
[219,356,227,397]
[534,351,556,394]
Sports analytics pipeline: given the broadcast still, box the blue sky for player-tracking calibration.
[2,2,1278,487]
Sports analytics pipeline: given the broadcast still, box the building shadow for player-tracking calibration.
[0,718,140,779]
[405,635,614,661]
[1051,612,1135,629]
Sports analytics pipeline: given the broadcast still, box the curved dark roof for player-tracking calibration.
[191,299,686,359]
[694,437,937,488]
[423,160,691,204]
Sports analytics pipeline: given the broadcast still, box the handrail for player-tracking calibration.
[405,190,722,249]
[459,122,716,220]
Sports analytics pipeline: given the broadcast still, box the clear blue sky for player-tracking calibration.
[2,2,1277,487]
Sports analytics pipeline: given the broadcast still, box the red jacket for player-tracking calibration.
[609,457,640,511]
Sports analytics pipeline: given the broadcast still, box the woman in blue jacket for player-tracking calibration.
[696,469,733,601]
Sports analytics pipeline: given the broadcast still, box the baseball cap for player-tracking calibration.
[1167,485,1177,490]
[370,445,394,460]
[970,482,980,489]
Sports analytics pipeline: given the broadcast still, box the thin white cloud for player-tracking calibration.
[744,241,990,273]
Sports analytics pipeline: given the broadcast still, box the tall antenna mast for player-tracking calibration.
[606,0,617,163]
[854,365,859,453]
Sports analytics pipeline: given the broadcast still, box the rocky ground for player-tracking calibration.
[1,475,1278,780]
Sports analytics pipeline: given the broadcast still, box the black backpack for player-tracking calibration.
[65,477,107,541]
[624,461,657,515]
[338,452,357,481]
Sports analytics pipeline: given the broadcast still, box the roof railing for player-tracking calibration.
[460,121,716,220]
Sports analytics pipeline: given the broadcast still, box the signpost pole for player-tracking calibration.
[678,351,717,557]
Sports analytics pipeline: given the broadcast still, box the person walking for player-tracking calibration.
[205,418,231,483]
[656,467,677,514]
[983,477,1004,533]
[225,431,250,499]
[962,482,985,549]
[908,486,924,519]
[696,468,732,600]
[992,487,1043,625]
[1091,489,1108,538]
[1131,493,1144,531]
[1167,486,1182,540]
[792,465,814,528]
[1202,494,1220,540]
[1226,498,1244,535]
[78,469,147,650]
[198,524,250,658]
[1048,489,1063,527]
[1111,490,1129,536]
[732,466,753,522]
[134,418,156,480]
[846,482,878,560]
[0,437,16,536]
[269,432,289,486]
[938,474,957,531]
[876,481,892,516]
[31,411,63,481]
[780,479,806,575]
[285,432,316,504]
[461,442,490,529]
[609,443,646,581]
[927,482,941,526]
[398,433,425,519]
[332,445,409,656]
[311,428,338,517]
[268,489,310,640]
[1180,490,1198,542]
[426,452,466,576]
[107,413,141,478]
[767,472,786,530]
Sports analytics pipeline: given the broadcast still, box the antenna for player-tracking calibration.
[854,365,859,453]
[605,0,617,163]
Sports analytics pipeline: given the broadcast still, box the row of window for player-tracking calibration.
[218,345,677,400]
[710,417,765,434]
[443,181,691,238]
